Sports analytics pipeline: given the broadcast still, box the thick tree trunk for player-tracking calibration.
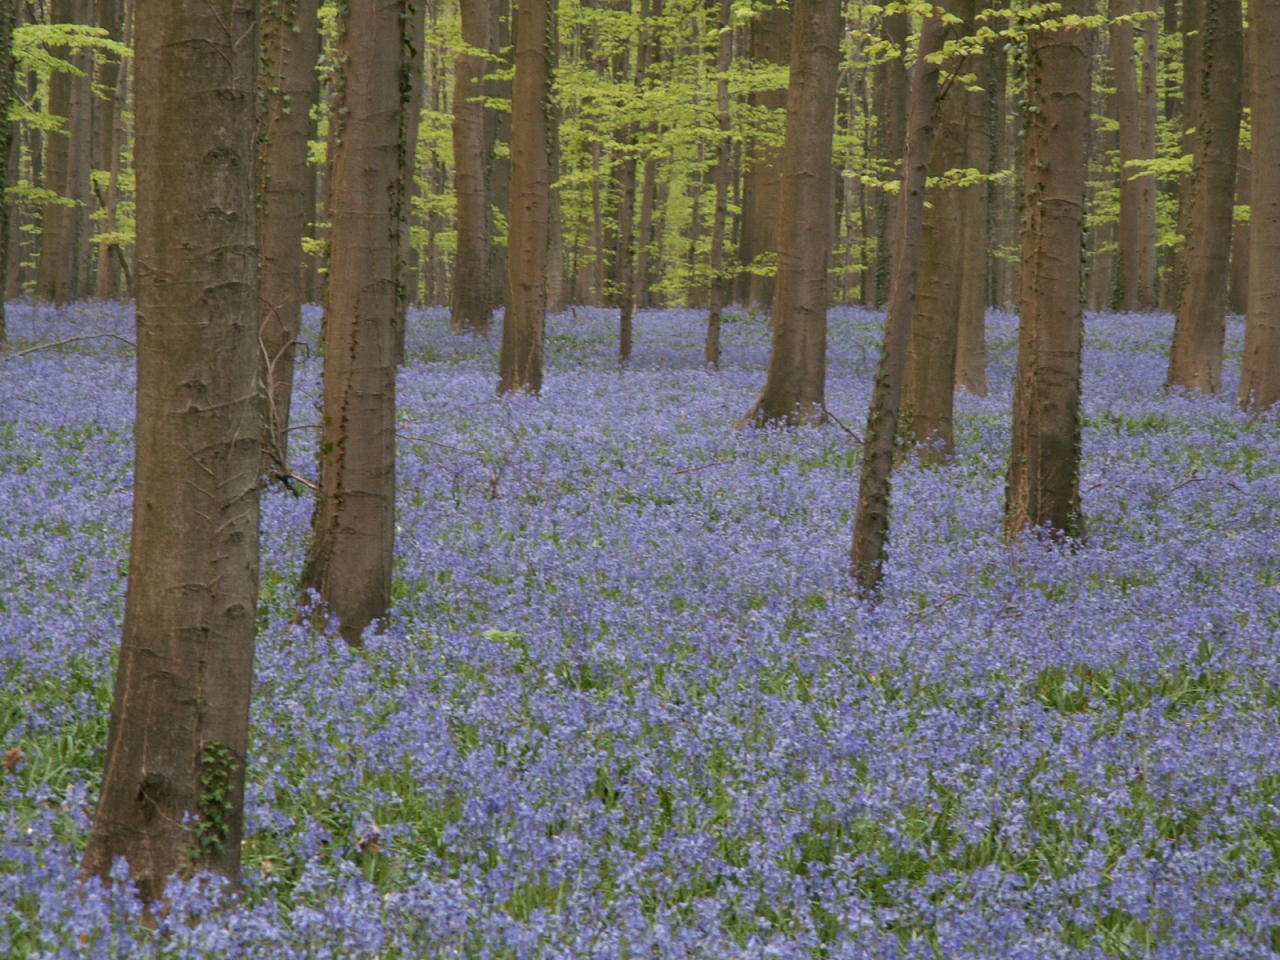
[499,0,550,393]
[81,0,260,897]
[905,1,974,458]
[1113,0,1157,309]
[955,43,991,396]
[258,0,319,474]
[704,0,732,368]
[851,8,947,592]
[455,0,488,335]
[1006,0,1092,540]
[739,0,788,310]
[739,0,840,425]
[1166,0,1242,394]
[1239,7,1280,412]
[297,0,410,643]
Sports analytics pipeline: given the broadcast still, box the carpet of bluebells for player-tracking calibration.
[3,298,1280,959]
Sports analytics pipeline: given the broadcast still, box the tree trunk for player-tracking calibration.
[63,0,95,301]
[1166,0,1242,394]
[1113,0,1157,310]
[395,0,426,363]
[1228,27,1251,316]
[739,0,840,425]
[905,1,973,457]
[96,0,132,301]
[499,0,550,393]
[36,0,75,303]
[872,12,909,307]
[616,1,645,362]
[297,0,410,643]
[739,0,788,310]
[1006,0,1093,540]
[1239,5,1280,411]
[1138,0,1158,306]
[955,41,991,395]
[704,0,732,367]
[0,0,16,350]
[850,8,947,592]
[81,0,260,898]
[258,0,320,475]
[487,0,513,310]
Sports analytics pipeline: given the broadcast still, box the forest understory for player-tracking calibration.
[3,301,1279,957]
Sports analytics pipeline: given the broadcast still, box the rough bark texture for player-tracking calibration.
[851,9,947,593]
[704,0,732,368]
[1006,0,1092,540]
[1239,7,1280,411]
[739,0,789,310]
[1113,0,1157,310]
[499,0,550,394]
[258,0,320,474]
[297,0,409,643]
[1167,0,1242,393]
[905,3,974,458]
[955,44,991,396]
[0,0,15,350]
[81,0,260,898]
[453,0,493,332]
[739,0,840,425]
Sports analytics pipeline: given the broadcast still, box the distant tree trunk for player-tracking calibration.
[258,0,319,474]
[873,11,910,305]
[1239,6,1280,411]
[905,0,974,458]
[395,0,426,363]
[1166,0,1242,394]
[499,0,550,393]
[739,0,789,310]
[1228,29,1251,315]
[1114,0,1156,309]
[298,0,410,643]
[955,40,990,395]
[739,0,840,425]
[1138,0,1158,305]
[96,0,132,301]
[704,0,732,367]
[65,0,95,301]
[1006,0,1092,540]
[487,0,513,309]
[0,0,15,350]
[1157,0,1180,311]
[81,0,260,897]
[851,7,947,592]
[37,0,75,303]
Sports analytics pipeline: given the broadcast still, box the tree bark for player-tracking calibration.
[453,0,493,333]
[0,0,16,350]
[395,0,426,363]
[1166,0,1242,393]
[297,0,410,643]
[739,0,840,425]
[1157,0,1181,311]
[739,0,788,310]
[258,0,319,475]
[1228,27,1251,315]
[851,7,947,592]
[870,12,909,308]
[1239,6,1280,412]
[1113,0,1157,309]
[1006,0,1093,540]
[499,0,550,393]
[955,40,991,396]
[36,0,75,303]
[96,0,132,301]
[704,0,732,368]
[81,0,260,898]
[616,0,646,362]
[487,0,513,309]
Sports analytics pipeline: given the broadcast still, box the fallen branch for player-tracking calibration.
[822,405,864,445]
[5,334,136,360]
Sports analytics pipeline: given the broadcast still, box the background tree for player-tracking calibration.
[452,0,492,333]
[1112,0,1157,310]
[298,0,412,643]
[704,0,732,368]
[0,0,16,351]
[1006,0,1093,539]
[80,0,260,897]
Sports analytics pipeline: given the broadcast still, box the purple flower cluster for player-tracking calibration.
[1,299,1278,957]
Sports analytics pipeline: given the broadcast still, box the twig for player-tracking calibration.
[822,405,865,445]
[5,334,136,359]
[673,459,735,476]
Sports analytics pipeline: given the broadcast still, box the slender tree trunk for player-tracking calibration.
[1166,0,1242,394]
[63,0,95,301]
[258,0,319,474]
[615,4,644,361]
[955,40,991,395]
[1239,5,1280,411]
[739,0,840,425]
[1157,0,1180,311]
[81,0,260,897]
[635,156,658,306]
[547,93,568,313]
[739,0,789,310]
[487,0,513,310]
[455,0,488,335]
[1138,0,1158,305]
[1114,0,1156,309]
[904,0,973,458]
[37,0,75,303]
[704,0,732,367]
[96,0,132,300]
[851,8,947,592]
[298,0,410,643]
[499,0,550,393]
[395,0,426,363]
[873,12,910,305]
[0,0,16,350]
[1228,29,1251,315]
[1006,0,1093,540]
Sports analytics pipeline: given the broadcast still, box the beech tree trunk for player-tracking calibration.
[1228,31,1251,315]
[739,0,840,425]
[0,0,15,350]
[1006,0,1092,540]
[955,43,991,396]
[739,0,789,310]
[258,0,319,474]
[1113,0,1157,310]
[499,0,551,393]
[851,7,947,592]
[1166,0,1242,394]
[453,0,491,332]
[297,0,410,643]
[81,0,260,897]
[704,0,732,368]
[487,0,513,310]
[395,0,426,363]
[36,0,75,303]
[1239,6,1280,411]
[96,0,132,301]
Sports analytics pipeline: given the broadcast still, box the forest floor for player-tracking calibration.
[2,300,1280,957]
